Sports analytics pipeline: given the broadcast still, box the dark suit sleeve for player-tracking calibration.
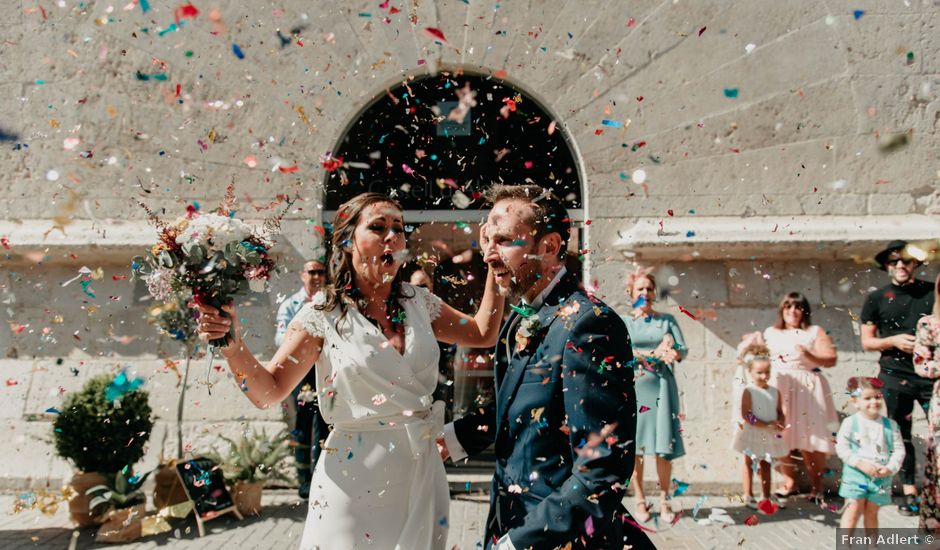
[452,399,498,456]
[507,305,636,548]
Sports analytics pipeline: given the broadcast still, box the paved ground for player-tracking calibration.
[1,487,920,549]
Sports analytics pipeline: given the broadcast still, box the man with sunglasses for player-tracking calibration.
[276,259,330,500]
[861,240,936,515]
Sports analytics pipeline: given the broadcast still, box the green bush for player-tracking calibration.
[52,373,154,473]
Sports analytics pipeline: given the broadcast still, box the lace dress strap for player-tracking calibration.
[290,296,331,338]
[405,283,444,322]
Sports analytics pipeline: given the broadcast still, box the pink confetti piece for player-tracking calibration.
[423,27,449,45]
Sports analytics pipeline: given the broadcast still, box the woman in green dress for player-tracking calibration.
[623,271,688,523]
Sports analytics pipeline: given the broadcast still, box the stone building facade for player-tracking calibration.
[1,1,939,490]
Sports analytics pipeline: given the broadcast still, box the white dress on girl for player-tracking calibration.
[732,385,789,460]
[292,283,449,550]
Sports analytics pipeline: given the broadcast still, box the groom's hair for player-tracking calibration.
[483,184,570,259]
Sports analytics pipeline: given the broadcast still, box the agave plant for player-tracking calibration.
[206,427,292,484]
[86,468,153,514]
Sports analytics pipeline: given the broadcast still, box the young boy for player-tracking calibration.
[836,377,906,538]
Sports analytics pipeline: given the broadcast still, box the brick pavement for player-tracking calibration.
[1,489,920,549]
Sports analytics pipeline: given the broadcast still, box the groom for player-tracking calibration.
[441,185,654,549]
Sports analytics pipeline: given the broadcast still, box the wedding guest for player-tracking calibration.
[761,293,838,504]
[275,259,329,500]
[732,343,787,512]
[914,273,940,530]
[621,269,688,523]
[837,377,904,538]
[861,240,935,515]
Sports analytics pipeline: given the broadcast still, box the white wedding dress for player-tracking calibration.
[292,283,449,550]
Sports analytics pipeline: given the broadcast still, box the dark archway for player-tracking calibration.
[324,71,582,217]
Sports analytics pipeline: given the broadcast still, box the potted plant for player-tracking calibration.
[86,468,152,543]
[146,297,198,508]
[206,427,292,516]
[52,372,153,527]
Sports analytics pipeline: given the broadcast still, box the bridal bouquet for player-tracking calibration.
[132,188,287,348]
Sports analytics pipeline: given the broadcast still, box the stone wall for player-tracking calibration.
[2,1,939,489]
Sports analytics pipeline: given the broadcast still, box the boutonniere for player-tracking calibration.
[515,315,542,353]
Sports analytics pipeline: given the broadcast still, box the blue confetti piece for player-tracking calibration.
[140,0,150,12]
[686,230,696,237]
[158,23,179,37]
[853,9,865,20]
[45,407,61,414]
[723,88,739,98]
[232,44,245,59]
[631,296,647,309]
[105,368,145,401]
[347,451,354,460]
[601,119,622,128]
[672,478,690,496]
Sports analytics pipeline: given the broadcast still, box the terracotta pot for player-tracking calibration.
[95,503,146,543]
[68,472,110,527]
[153,465,188,509]
[232,480,263,516]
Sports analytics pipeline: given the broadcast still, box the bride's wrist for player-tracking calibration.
[220,339,245,358]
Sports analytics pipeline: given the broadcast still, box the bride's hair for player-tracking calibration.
[316,192,413,332]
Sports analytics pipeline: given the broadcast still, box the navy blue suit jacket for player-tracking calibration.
[453,273,655,549]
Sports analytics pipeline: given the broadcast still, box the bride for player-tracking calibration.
[193,192,504,549]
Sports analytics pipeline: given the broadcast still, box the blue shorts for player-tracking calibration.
[839,464,892,506]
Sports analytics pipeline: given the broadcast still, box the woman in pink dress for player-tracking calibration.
[764,292,839,503]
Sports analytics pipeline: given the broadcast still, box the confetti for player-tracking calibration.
[232,43,245,59]
[672,479,689,496]
[677,306,697,320]
[853,9,865,20]
[423,27,449,45]
[105,368,145,401]
[723,88,739,98]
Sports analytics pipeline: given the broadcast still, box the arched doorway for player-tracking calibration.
[323,70,585,424]
[323,70,584,220]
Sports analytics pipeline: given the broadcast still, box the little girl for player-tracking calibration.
[836,376,905,538]
[732,344,788,512]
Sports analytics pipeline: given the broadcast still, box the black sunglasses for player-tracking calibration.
[307,269,326,276]
[885,256,914,266]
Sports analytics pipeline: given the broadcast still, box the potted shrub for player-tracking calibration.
[52,372,153,527]
[206,427,292,516]
[146,297,197,508]
[87,469,152,543]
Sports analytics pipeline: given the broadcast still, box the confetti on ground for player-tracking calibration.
[672,479,689,496]
[232,43,245,59]
[723,88,739,98]
[853,9,865,20]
